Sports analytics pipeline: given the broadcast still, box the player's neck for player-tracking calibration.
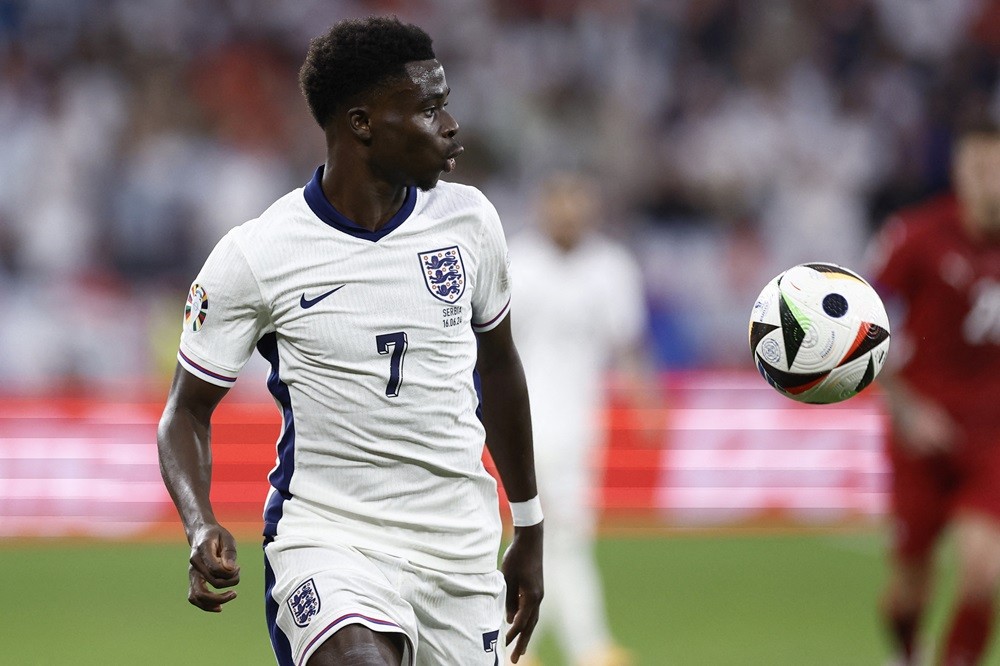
[320,159,409,233]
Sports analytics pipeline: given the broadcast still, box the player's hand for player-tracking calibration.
[500,522,543,663]
[187,523,241,612]
[892,396,959,456]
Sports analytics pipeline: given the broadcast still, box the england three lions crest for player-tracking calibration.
[419,246,466,304]
[288,578,321,627]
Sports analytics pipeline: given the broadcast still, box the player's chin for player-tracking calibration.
[414,171,444,192]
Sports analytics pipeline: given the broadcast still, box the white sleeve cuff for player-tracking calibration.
[177,349,238,388]
[472,298,511,333]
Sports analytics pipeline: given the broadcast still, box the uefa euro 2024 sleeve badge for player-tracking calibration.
[418,246,466,304]
[184,283,209,332]
[288,578,321,627]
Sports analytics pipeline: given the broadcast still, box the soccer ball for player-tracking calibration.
[748,262,890,404]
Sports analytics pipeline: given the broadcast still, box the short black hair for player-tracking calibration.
[299,16,436,128]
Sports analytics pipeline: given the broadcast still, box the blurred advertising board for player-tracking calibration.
[0,372,887,538]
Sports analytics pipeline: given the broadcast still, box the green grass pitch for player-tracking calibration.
[0,531,986,665]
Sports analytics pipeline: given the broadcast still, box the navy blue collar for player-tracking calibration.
[303,165,417,242]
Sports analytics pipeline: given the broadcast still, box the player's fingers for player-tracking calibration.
[511,627,535,664]
[219,540,239,572]
[503,612,532,648]
[189,552,241,589]
[504,577,520,624]
[506,606,539,662]
[504,595,540,643]
[504,605,520,645]
[190,540,241,588]
[187,567,237,612]
[213,527,241,571]
[190,549,240,587]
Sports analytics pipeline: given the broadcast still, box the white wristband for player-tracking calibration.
[509,496,544,527]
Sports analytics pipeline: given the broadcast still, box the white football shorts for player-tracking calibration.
[264,538,507,666]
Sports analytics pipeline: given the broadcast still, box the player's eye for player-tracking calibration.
[423,101,447,118]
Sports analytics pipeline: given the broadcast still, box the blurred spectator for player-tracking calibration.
[0,0,997,389]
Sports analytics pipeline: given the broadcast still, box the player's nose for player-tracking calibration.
[441,109,459,138]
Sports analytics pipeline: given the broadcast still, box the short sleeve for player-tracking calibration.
[177,231,269,387]
[470,198,512,332]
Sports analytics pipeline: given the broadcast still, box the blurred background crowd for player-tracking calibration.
[1,0,998,393]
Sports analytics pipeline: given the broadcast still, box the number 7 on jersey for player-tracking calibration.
[375,331,408,397]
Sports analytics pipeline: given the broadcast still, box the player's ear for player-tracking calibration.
[347,107,373,143]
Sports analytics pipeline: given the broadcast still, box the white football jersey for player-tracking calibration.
[178,166,512,573]
[509,229,645,451]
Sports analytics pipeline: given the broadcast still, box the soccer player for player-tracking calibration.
[508,172,649,666]
[869,119,1000,665]
[157,17,543,666]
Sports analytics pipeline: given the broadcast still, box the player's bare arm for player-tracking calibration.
[157,363,241,612]
[475,315,543,663]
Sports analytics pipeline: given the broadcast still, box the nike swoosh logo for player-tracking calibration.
[299,285,345,309]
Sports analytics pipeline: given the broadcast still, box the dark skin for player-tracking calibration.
[157,58,542,664]
[323,59,464,229]
[478,317,544,661]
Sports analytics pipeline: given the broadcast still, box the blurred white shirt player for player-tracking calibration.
[509,172,649,666]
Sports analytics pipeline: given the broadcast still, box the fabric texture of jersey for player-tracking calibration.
[178,166,512,573]
[869,194,1000,425]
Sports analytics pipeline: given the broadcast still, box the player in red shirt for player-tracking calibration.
[869,120,1000,665]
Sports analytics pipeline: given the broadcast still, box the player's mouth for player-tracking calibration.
[443,145,464,173]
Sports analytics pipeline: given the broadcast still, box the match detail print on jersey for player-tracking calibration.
[299,285,346,309]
